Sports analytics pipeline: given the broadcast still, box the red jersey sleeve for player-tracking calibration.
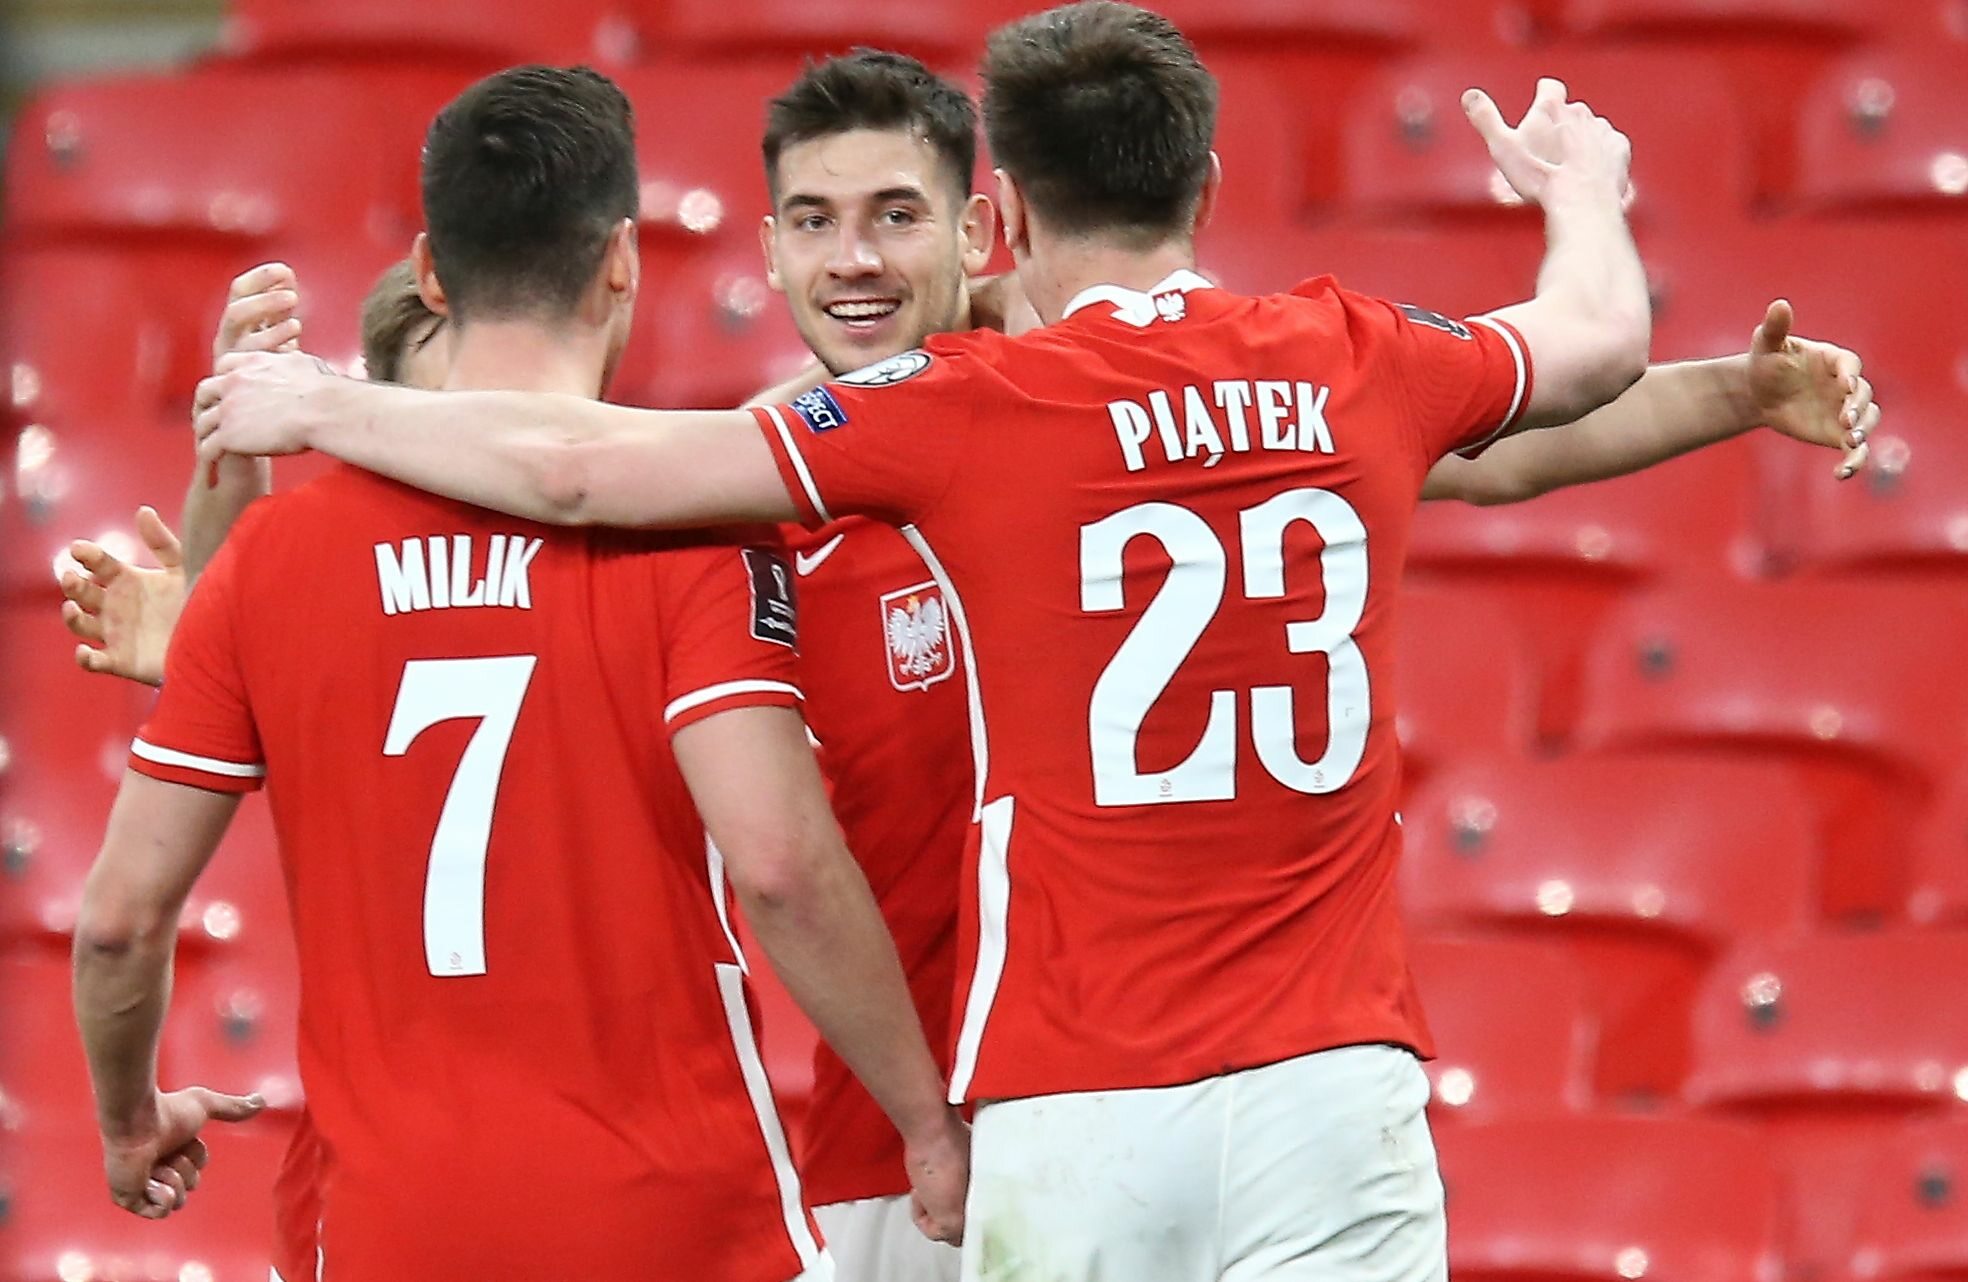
[130,506,266,793]
[659,533,804,736]
[1323,285,1534,463]
[748,340,981,529]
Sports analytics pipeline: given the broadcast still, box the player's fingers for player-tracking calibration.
[136,506,184,568]
[147,1168,186,1210]
[76,643,113,673]
[1842,375,1874,432]
[64,600,106,644]
[61,571,106,614]
[1533,77,1569,112]
[1459,88,1512,146]
[227,263,296,306]
[190,1086,267,1123]
[69,539,123,580]
[1752,299,1794,356]
[1837,437,1871,480]
[235,315,303,355]
[160,1152,200,1193]
[181,1137,211,1170]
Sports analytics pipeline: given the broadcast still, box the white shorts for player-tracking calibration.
[815,1194,961,1282]
[960,1043,1445,1282]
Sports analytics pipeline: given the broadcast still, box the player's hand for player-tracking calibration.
[1747,299,1875,480]
[1463,78,1633,210]
[61,506,186,687]
[903,1106,970,1246]
[101,1086,266,1220]
[969,272,1042,338]
[194,350,344,462]
[213,262,304,369]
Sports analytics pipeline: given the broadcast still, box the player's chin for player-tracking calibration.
[818,309,918,367]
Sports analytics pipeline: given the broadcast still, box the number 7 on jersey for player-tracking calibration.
[383,655,538,976]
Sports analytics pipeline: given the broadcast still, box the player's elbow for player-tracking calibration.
[528,436,611,527]
[726,832,843,921]
[73,886,172,961]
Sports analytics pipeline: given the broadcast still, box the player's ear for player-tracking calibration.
[760,215,785,293]
[1194,152,1224,235]
[605,218,640,303]
[960,193,996,276]
[410,233,450,319]
[995,169,1028,257]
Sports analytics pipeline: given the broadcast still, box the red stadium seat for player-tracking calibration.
[0,1113,294,1282]
[1435,1115,1785,1282]
[1411,438,1761,740]
[164,954,304,1117]
[221,0,623,66]
[1338,51,1752,232]
[637,0,979,62]
[1573,582,1968,920]
[0,249,206,435]
[4,65,465,252]
[1408,935,1594,1122]
[1845,1122,1968,1282]
[0,953,101,1125]
[1908,769,1968,928]
[1394,586,1539,787]
[1688,931,1968,1278]
[1198,224,1543,321]
[1549,0,1866,202]
[1405,755,1815,1099]
[1793,49,1968,216]
[609,61,805,256]
[610,242,810,411]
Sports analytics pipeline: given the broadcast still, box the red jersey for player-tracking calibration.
[783,516,970,1206]
[753,271,1532,1104]
[131,466,824,1281]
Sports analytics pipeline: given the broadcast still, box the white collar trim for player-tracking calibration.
[1062,268,1217,325]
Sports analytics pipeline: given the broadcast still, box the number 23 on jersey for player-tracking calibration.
[1080,486,1369,807]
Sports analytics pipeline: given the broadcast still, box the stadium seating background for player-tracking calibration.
[3,1,1967,1278]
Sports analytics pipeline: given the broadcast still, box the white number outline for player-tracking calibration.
[383,655,538,976]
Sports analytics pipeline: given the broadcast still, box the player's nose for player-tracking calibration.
[826,226,884,278]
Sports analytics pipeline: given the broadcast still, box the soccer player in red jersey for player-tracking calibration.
[194,5,1884,1276]
[72,66,966,1281]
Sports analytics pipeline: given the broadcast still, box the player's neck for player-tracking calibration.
[1022,238,1198,326]
[442,323,608,399]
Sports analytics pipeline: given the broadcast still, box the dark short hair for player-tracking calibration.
[358,259,440,384]
[762,50,977,204]
[420,65,639,320]
[983,1,1217,243]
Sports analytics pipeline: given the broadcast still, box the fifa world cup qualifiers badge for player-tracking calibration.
[1396,303,1474,341]
[743,548,798,648]
[791,386,850,433]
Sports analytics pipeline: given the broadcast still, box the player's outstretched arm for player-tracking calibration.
[183,264,300,582]
[193,350,796,528]
[60,506,186,686]
[1424,300,1877,503]
[74,772,265,1219]
[675,705,969,1245]
[1465,79,1651,432]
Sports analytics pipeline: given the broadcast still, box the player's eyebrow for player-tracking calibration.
[869,185,930,205]
[779,193,835,215]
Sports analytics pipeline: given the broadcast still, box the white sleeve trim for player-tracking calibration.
[131,737,266,779]
[760,405,835,525]
[664,679,803,724]
[1464,314,1530,452]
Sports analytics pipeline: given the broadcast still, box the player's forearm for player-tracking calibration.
[743,359,827,409]
[1493,192,1651,428]
[181,455,270,586]
[736,846,953,1142]
[1430,355,1754,504]
[73,896,176,1140]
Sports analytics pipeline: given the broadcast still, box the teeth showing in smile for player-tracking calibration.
[826,300,900,322]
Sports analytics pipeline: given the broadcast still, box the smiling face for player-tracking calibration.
[762,127,992,376]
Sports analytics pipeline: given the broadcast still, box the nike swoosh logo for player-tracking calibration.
[795,534,847,576]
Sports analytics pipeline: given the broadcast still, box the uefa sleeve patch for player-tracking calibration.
[742,547,798,648]
[836,349,932,387]
[1397,302,1474,341]
[790,386,850,433]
